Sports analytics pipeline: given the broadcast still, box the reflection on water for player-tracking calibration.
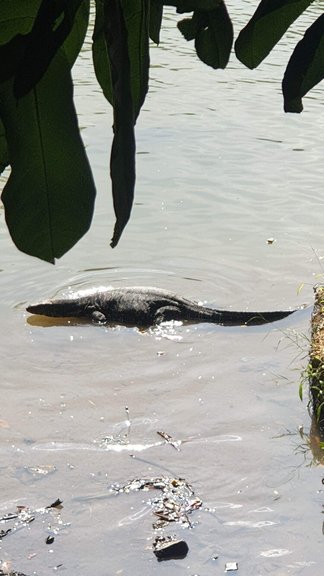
[1,2,324,575]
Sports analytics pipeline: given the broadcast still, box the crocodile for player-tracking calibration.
[26,286,296,327]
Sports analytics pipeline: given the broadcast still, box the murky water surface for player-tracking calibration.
[1,2,323,575]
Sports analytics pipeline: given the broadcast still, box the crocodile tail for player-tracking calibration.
[215,309,295,326]
[26,298,82,318]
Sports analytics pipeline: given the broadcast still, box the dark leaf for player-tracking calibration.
[13,0,85,97]
[0,52,96,263]
[92,0,113,105]
[0,34,27,83]
[283,14,324,112]
[235,0,314,69]
[60,0,90,68]
[0,118,9,174]
[178,12,208,42]
[98,0,149,248]
[93,0,149,119]
[194,2,233,69]
[103,0,136,248]
[0,0,41,43]
[178,4,233,67]
[0,1,88,83]
[122,0,150,121]
[150,0,163,44]
[0,0,40,85]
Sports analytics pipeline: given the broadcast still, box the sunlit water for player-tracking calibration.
[0,2,323,575]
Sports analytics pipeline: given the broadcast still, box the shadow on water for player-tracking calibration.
[26,315,89,328]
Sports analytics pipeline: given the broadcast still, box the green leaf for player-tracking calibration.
[94,0,149,248]
[61,0,90,68]
[282,14,324,112]
[0,51,96,263]
[13,0,86,97]
[0,0,41,43]
[235,0,314,69]
[149,0,163,44]
[92,0,113,105]
[0,1,89,87]
[194,2,233,69]
[178,11,207,42]
[93,0,149,119]
[122,0,150,121]
[103,0,136,248]
[0,0,41,83]
[178,4,233,68]
[299,380,303,401]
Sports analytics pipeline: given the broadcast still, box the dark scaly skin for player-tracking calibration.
[26,286,295,327]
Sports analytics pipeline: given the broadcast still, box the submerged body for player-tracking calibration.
[26,286,295,327]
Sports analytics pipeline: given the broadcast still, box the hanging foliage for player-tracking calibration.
[0,0,322,262]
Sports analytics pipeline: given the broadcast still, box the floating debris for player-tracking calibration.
[98,434,130,448]
[98,406,132,448]
[157,431,181,451]
[225,561,238,571]
[0,500,63,541]
[124,405,131,432]
[24,465,56,478]
[0,528,11,539]
[0,507,35,539]
[111,476,202,529]
[0,501,64,576]
[47,499,63,509]
[0,513,18,521]
[153,535,189,561]
[0,567,28,576]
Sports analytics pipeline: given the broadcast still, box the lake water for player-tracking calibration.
[0,2,323,575]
